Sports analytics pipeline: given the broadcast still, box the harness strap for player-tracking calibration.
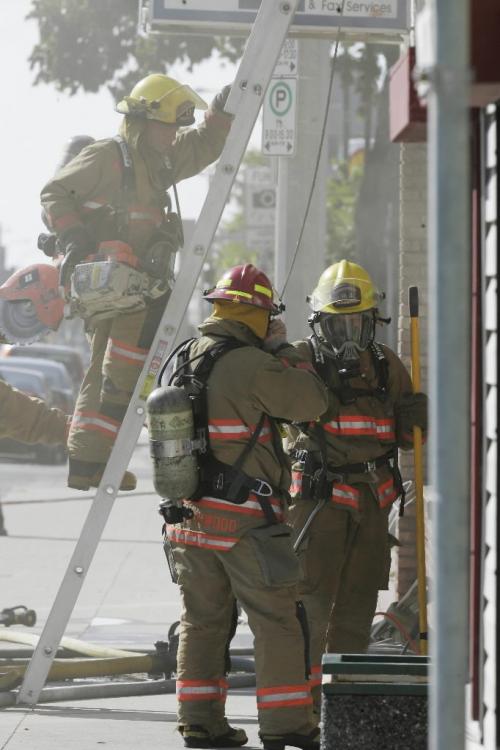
[334,450,396,475]
[308,335,389,404]
[112,135,176,235]
[198,460,281,526]
[172,337,282,524]
[113,136,136,195]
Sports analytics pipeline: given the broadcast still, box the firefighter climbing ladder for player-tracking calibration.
[18,0,302,706]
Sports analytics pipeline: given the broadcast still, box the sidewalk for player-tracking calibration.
[1,690,262,749]
[0,438,259,748]
[0,434,397,749]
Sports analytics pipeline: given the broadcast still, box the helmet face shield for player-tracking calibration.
[319,311,375,359]
[116,76,207,126]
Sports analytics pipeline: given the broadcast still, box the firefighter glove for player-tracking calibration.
[395,392,428,438]
[59,225,95,287]
[263,318,288,352]
[211,84,232,114]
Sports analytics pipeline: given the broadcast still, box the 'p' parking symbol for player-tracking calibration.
[269,82,293,116]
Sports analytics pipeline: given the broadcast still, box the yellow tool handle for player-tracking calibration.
[409,286,428,656]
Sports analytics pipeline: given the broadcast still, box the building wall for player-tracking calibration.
[397,142,429,598]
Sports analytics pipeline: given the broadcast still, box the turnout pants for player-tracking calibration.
[171,535,317,737]
[289,487,390,706]
[67,296,167,478]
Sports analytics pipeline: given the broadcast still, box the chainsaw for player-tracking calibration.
[0,240,175,344]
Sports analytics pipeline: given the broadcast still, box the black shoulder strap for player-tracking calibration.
[113,136,136,196]
[309,334,390,405]
[172,336,247,421]
[308,336,330,383]
[368,341,389,400]
[191,337,245,385]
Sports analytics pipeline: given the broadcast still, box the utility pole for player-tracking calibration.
[423,0,471,747]
[274,38,331,340]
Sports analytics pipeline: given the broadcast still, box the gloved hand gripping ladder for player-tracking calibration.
[17,0,303,707]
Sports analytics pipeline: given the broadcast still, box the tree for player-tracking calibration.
[325,160,363,265]
[27,0,242,100]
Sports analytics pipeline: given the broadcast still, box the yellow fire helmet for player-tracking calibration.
[309,260,382,315]
[116,73,208,126]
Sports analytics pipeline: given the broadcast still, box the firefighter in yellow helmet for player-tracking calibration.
[163,265,328,749]
[40,73,232,491]
[286,260,428,709]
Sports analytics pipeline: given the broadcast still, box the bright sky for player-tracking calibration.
[0,0,243,271]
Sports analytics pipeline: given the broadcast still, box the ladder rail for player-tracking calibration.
[17,0,301,706]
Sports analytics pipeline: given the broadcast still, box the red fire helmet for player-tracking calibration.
[203,264,283,315]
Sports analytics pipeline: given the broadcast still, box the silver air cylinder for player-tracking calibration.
[146,385,199,501]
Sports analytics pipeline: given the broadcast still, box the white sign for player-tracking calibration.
[274,39,299,78]
[262,79,297,157]
[145,0,410,36]
[245,228,274,277]
[305,1,397,19]
[245,167,276,226]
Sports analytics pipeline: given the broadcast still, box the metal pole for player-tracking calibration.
[274,38,330,340]
[427,0,470,748]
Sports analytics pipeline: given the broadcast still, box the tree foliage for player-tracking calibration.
[27,0,242,100]
[325,160,363,265]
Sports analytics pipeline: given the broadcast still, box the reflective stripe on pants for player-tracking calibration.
[171,535,316,736]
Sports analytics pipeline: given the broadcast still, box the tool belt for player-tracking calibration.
[196,456,284,526]
[291,448,404,507]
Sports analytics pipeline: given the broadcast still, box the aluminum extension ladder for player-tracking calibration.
[18,0,302,706]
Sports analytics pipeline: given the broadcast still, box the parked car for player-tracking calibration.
[4,344,85,391]
[0,366,67,465]
[0,357,75,412]
[0,366,52,403]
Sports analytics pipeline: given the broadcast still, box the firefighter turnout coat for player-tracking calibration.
[169,317,328,737]
[0,379,67,444]
[287,339,427,703]
[40,109,231,483]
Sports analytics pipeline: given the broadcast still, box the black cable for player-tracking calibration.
[280,0,346,297]
[157,337,192,386]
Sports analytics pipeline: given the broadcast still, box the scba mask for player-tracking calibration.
[319,310,375,361]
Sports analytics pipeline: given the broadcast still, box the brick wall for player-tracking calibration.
[397,143,429,598]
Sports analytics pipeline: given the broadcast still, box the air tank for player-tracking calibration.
[146,385,199,501]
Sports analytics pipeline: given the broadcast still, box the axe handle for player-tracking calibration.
[409,286,428,656]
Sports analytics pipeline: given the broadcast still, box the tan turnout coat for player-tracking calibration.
[41,110,231,258]
[168,319,329,550]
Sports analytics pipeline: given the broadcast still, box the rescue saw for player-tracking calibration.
[0,264,64,344]
[0,241,174,344]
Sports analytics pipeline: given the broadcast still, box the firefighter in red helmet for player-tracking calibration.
[165,264,328,749]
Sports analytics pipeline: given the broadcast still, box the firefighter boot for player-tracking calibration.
[179,724,248,748]
[259,728,320,750]
[68,470,137,491]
